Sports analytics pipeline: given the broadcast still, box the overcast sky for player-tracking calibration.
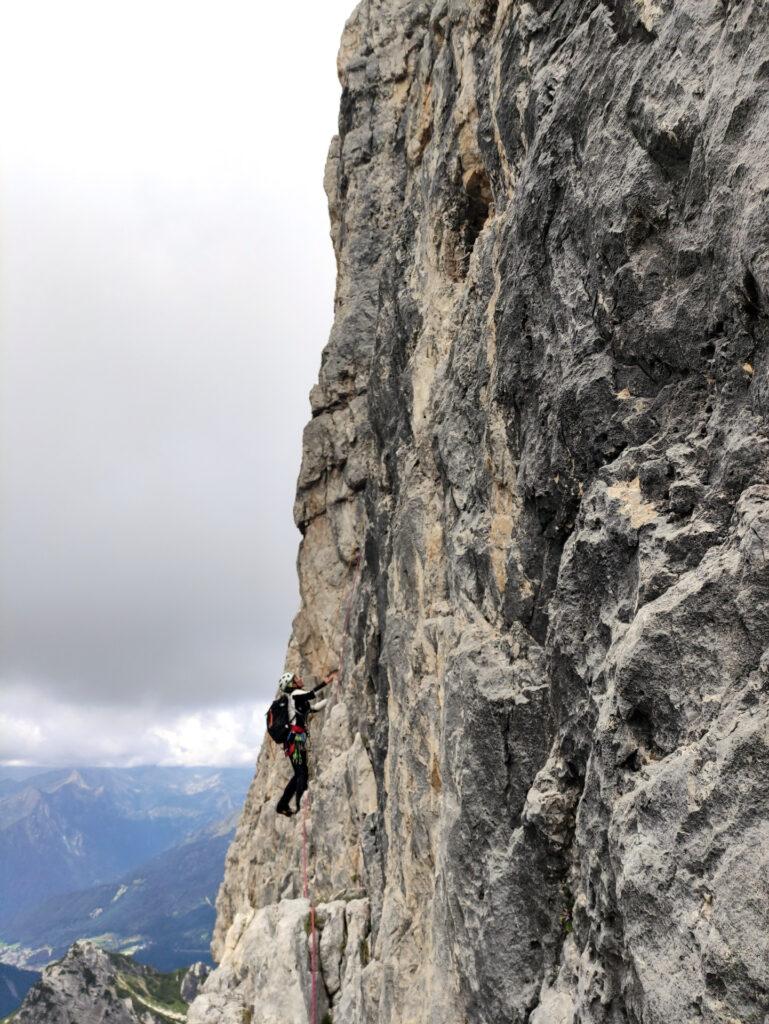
[0,0,356,766]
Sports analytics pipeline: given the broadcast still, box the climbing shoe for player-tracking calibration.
[276,806,294,818]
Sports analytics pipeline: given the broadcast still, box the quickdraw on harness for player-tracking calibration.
[285,724,306,761]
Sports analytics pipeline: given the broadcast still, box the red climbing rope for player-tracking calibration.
[301,803,319,1024]
[301,545,363,1024]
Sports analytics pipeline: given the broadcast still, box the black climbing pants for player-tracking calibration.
[277,740,308,812]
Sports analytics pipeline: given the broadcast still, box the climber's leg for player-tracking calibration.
[276,775,297,815]
[293,749,309,811]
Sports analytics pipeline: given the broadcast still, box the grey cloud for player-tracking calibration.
[1,189,327,710]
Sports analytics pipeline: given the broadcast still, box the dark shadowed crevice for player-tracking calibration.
[742,267,764,317]
[462,166,492,254]
[603,0,657,43]
[440,163,492,280]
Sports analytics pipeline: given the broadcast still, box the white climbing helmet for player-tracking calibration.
[278,672,295,693]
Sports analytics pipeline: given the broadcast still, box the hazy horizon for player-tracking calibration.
[0,762,253,773]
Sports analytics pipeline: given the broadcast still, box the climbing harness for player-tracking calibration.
[300,545,363,1024]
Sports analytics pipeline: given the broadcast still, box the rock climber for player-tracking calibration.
[275,671,336,818]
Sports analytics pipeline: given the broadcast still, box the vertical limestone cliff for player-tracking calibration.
[190,2,769,1022]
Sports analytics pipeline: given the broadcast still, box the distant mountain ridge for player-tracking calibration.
[5,813,239,971]
[0,766,250,930]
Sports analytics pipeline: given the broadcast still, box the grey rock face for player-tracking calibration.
[179,963,210,1005]
[197,1,769,1023]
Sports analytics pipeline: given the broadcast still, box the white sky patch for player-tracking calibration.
[0,682,266,767]
[0,714,44,757]
[0,0,354,764]
[150,708,265,767]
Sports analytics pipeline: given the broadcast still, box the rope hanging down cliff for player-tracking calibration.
[264,548,363,1022]
[301,804,320,1024]
[301,549,363,1024]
